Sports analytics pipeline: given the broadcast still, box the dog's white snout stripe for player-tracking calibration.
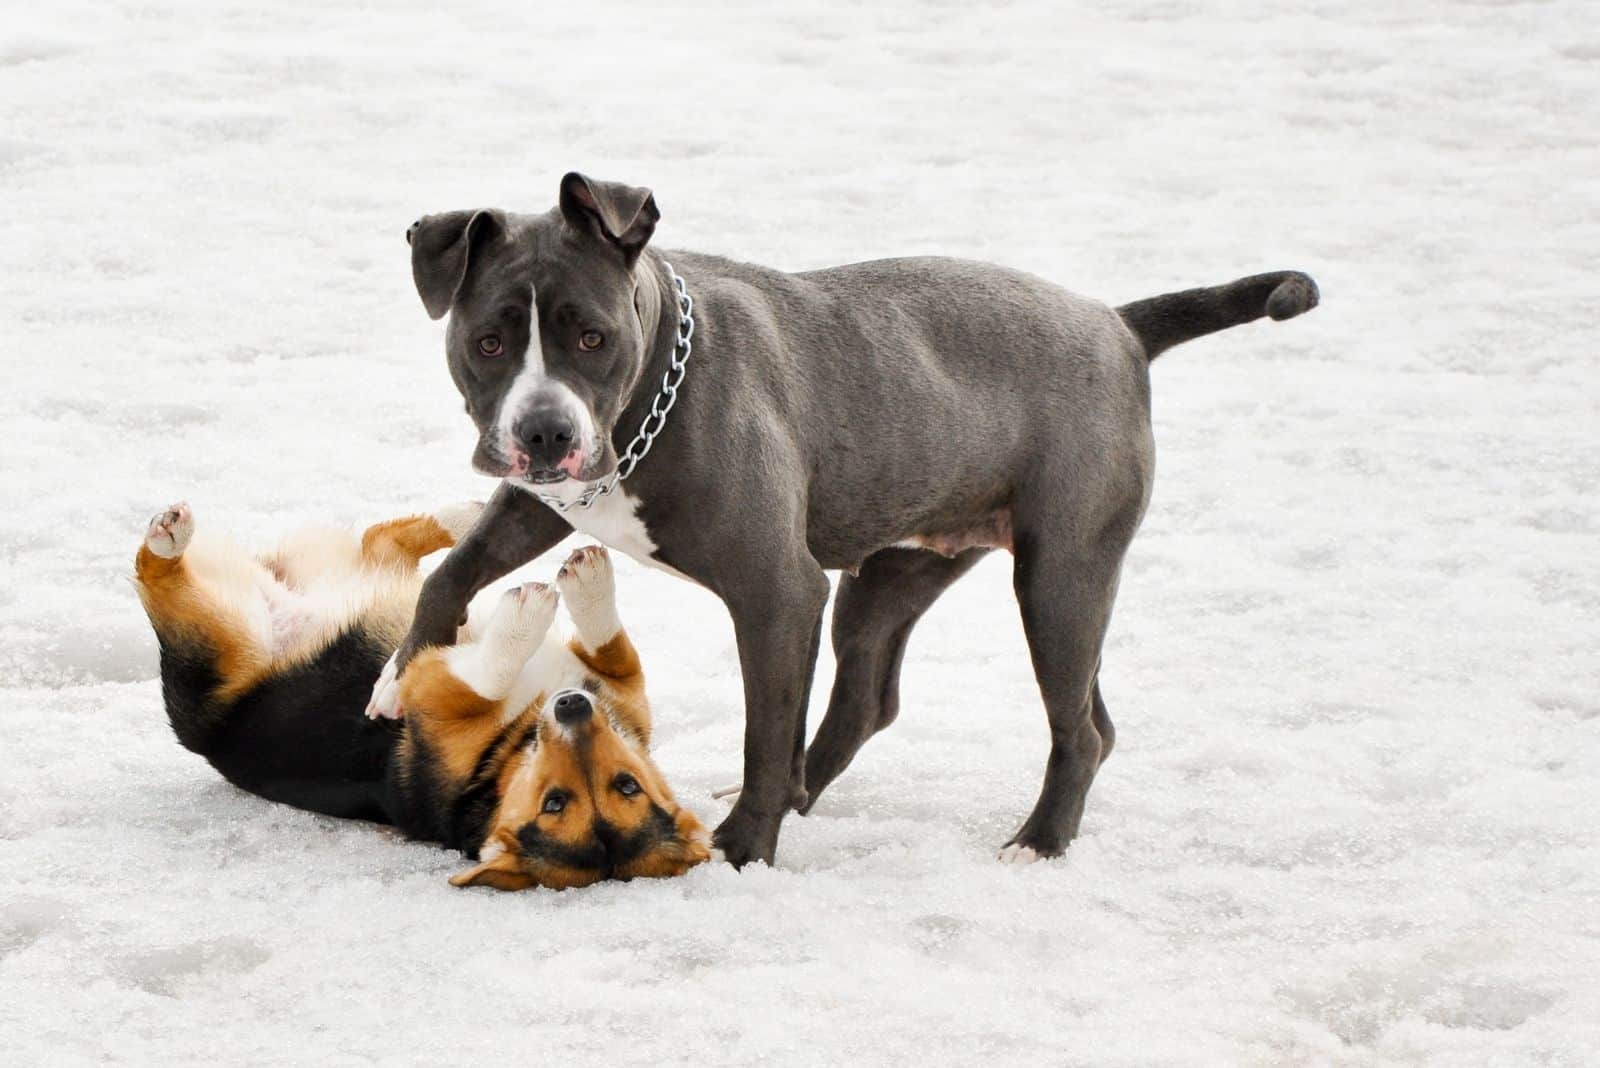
[495,283,599,461]
[495,283,548,441]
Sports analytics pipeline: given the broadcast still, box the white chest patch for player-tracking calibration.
[515,480,690,582]
[501,628,591,722]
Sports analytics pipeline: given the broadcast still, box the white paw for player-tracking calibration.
[444,584,558,701]
[366,652,403,720]
[433,500,485,541]
[997,843,1041,866]
[709,782,743,801]
[483,582,559,654]
[556,545,618,640]
[145,502,194,559]
[709,848,728,865]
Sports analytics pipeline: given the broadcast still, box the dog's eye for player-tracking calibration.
[541,791,567,815]
[613,774,641,798]
[477,335,504,358]
[578,330,604,352]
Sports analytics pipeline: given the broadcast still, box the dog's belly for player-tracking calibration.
[891,509,1014,558]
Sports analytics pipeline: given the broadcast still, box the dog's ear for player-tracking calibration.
[617,807,713,880]
[559,172,658,266]
[407,210,504,320]
[448,848,537,891]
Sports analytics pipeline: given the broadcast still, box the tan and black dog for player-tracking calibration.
[133,501,708,890]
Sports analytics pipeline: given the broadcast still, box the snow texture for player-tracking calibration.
[2,1,1597,1064]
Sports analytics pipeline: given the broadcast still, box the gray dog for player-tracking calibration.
[367,172,1319,868]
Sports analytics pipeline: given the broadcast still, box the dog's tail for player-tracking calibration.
[1116,271,1319,361]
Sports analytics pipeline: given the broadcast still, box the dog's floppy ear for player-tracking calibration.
[559,172,658,266]
[448,848,537,891]
[407,210,503,320]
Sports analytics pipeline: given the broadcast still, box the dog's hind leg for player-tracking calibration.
[1000,480,1145,863]
[359,502,484,571]
[135,503,270,696]
[135,502,197,583]
[800,546,988,812]
[134,503,272,747]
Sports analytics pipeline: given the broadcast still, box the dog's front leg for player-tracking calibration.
[408,484,570,658]
[368,484,569,718]
[714,563,831,868]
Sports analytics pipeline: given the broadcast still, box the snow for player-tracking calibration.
[2,0,1597,1063]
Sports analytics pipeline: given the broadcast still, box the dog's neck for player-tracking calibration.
[608,251,690,473]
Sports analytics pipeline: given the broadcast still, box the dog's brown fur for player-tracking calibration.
[134,503,708,889]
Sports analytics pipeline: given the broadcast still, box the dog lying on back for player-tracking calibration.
[133,501,709,890]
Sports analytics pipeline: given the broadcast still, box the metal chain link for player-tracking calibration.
[532,263,694,513]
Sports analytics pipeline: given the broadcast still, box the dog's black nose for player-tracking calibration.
[513,407,577,470]
[553,690,592,726]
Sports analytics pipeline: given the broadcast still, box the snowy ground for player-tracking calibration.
[2,1,1597,1064]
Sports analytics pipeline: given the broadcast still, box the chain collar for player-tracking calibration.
[529,262,694,513]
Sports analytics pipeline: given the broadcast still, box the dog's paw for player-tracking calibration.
[483,582,559,653]
[433,500,485,542]
[144,502,194,559]
[711,807,781,870]
[996,843,1042,866]
[445,583,557,701]
[556,543,614,603]
[556,545,618,639]
[366,653,404,720]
